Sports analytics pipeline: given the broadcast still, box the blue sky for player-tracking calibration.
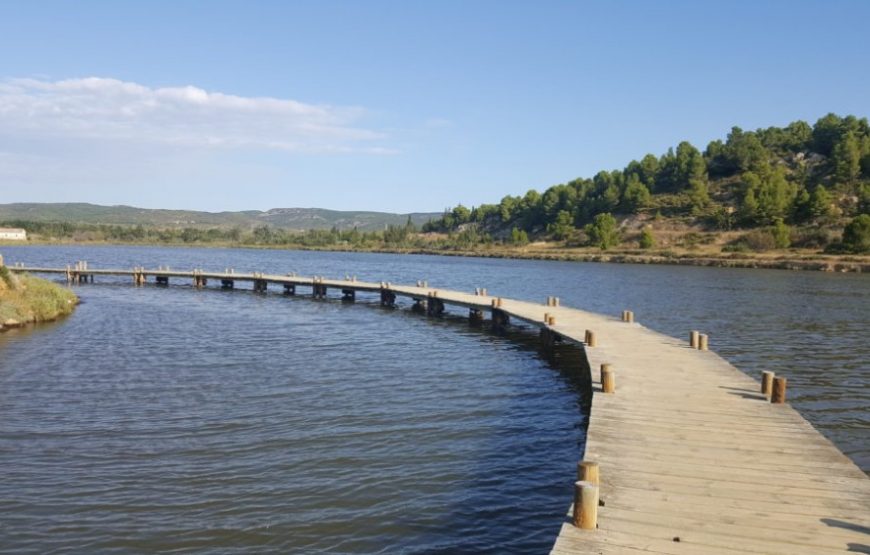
[0,0,868,213]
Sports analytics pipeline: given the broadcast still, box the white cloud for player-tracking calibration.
[0,77,392,154]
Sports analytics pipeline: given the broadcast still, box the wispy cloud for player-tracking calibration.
[0,77,392,154]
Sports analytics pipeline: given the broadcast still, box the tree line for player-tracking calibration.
[423,113,870,252]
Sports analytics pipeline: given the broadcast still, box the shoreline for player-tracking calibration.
[0,270,79,331]
[4,239,869,273]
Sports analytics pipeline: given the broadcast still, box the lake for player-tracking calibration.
[1,245,867,554]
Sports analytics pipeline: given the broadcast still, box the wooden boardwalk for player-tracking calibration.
[10,264,870,553]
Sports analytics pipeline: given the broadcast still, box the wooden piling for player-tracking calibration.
[771,376,787,404]
[599,363,611,386]
[699,334,709,351]
[547,315,556,326]
[469,308,484,325]
[577,461,600,485]
[602,367,616,393]
[573,481,599,530]
[690,330,700,348]
[586,330,597,347]
[761,371,775,396]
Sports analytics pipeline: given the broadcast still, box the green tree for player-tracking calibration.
[498,196,519,223]
[809,185,833,220]
[548,210,575,240]
[725,127,769,173]
[812,113,844,156]
[832,131,862,185]
[621,174,651,212]
[584,213,620,250]
[639,228,655,249]
[451,204,471,225]
[510,226,529,245]
[686,153,710,213]
[841,214,870,253]
[770,218,791,249]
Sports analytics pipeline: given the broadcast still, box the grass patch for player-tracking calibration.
[0,274,78,325]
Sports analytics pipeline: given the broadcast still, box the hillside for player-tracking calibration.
[0,203,440,231]
[424,113,870,254]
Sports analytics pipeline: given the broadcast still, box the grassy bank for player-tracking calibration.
[0,267,78,328]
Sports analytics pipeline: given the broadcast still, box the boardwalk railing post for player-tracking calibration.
[771,376,787,404]
[599,363,611,386]
[602,367,616,393]
[585,330,597,347]
[761,371,775,396]
[690,330,700,348]
[577,460,599,484]
[573,481,599,530]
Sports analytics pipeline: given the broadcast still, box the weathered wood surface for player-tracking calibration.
[11,266,870,553]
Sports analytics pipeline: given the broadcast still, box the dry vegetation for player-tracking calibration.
[0,267,78,327]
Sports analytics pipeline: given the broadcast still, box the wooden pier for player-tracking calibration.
[9,263,870,553]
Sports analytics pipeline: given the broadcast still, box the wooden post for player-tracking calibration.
[540,327,560,349]
[469,309,484,325]
[771,377,787,404]
[572,481,599,530]
[586,330,597,347]
[547,315,556,326]
[577,460,599,485]
[761,371,775,396]
[602,367,615,393]
[690,330,700,348]
[599,363,611,386]
[553,297,559,307]
[699,334,709,351]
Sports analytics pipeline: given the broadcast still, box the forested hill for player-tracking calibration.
[424,113,870,252]
[0,204,439,232]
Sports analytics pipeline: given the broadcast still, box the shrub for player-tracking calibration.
[842,214,870,253]
[584,213,620,250]
[639,228,655,249]
[0,265,17,290]
[791,228,834,249]
[726,230,777,252]
[770,218,791,249]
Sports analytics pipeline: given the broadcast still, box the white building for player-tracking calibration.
[0,228,27,241]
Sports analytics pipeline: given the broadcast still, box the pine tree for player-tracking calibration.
[833,131,861,185]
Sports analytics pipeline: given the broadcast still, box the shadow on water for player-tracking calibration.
[369,306,592,554]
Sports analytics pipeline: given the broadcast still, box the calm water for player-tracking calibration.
[1,245,868,554]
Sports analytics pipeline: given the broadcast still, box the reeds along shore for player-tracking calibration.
[0,264,78,329]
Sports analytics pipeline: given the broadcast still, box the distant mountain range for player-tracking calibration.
[0,203,441,231]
